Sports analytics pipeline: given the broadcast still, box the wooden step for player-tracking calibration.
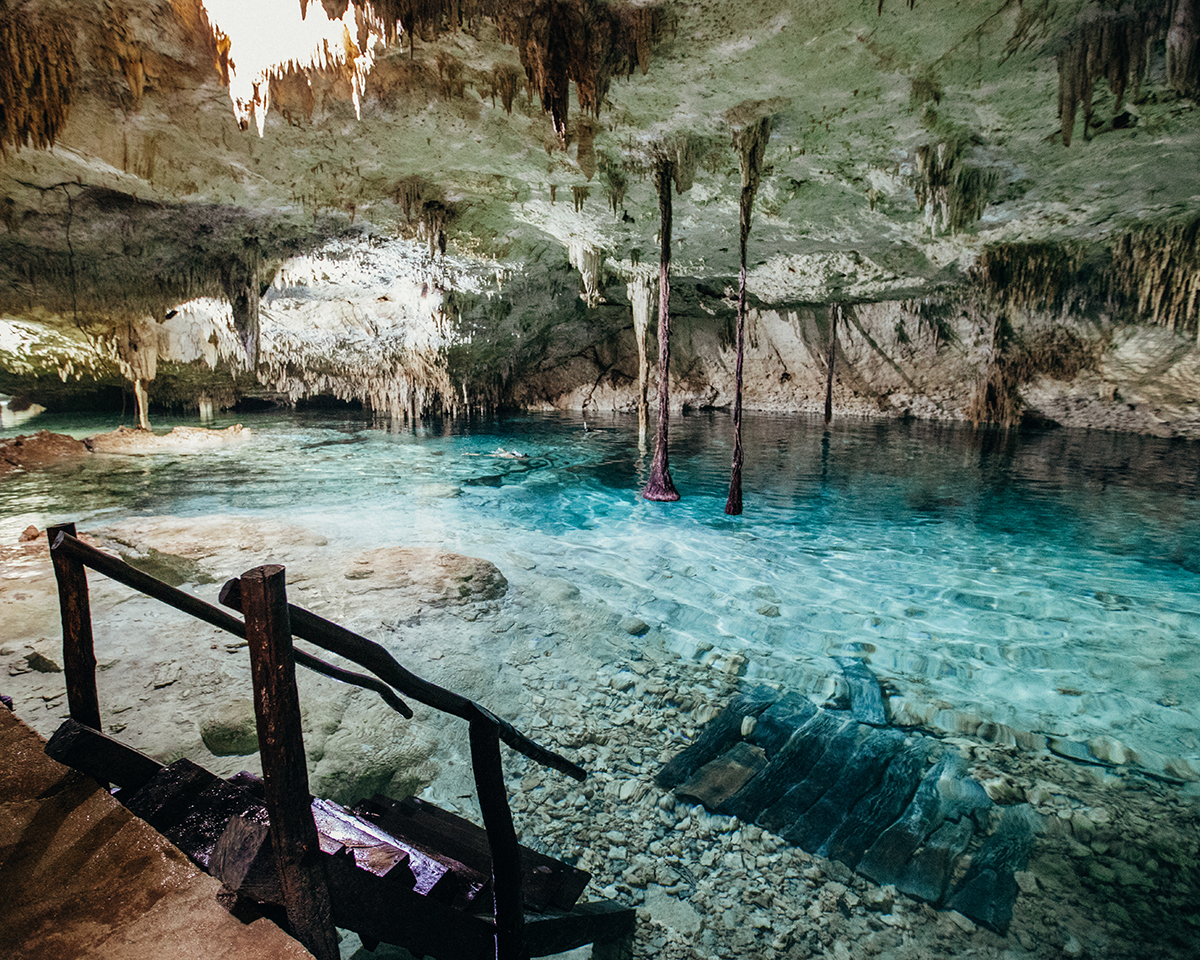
[355,794,591,912]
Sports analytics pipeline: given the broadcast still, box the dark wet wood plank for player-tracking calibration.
[356,794,590,911]
[124,758,219,834]
[210,813,282,904]
[44,718,164,792]
[675,741,768,809]
[471,717,528,960]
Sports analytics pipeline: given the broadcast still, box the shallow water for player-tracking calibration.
[3,408,1199,777]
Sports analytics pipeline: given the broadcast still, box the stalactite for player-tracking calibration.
[1110,215,1200,336]
[626,273,654,449]
[1167,0,1200,99]
[393,174,431,219]
[220,254,263,369]
[913,138,997,236]
[642,158,679,502]
[724,110,771,517]
[598,151,627,216]
[114,318,162,430]
[1053,1,1195,147]
[488,62,524,113]
[270,65,318,124]
[435,51,466,98]
[571,185,590,212]
[668,134,702,195]
[0,7,78,154]
[417,200,448,255]
[567,239,604,306]
[575,120,596,180]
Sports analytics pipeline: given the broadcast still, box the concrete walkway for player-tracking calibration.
[0,705,315,960]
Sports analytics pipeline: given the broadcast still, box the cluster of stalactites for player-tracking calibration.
[0,6,78,154]
[567,238,604,306]
[1056,0,1199,147]
[296,1,669,143]
[258,330,455,420]
[1110,216,1200,336]
[972,217,1200,338]
[913,140,997,236]
[494,1,670,143]
[971,241,1094,313]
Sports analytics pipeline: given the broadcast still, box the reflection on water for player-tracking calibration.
[2,409,1199,776]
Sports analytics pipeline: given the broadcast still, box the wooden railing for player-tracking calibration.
[47,522,585,960]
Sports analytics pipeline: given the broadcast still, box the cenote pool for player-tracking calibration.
[3,408,1198,784]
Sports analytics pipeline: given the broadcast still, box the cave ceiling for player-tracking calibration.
[1,0,1199,340]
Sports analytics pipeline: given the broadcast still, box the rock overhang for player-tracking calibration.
[0,0,1197,416]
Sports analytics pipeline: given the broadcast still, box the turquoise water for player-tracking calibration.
[3,408,1200,776]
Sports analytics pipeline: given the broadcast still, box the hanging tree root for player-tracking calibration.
[642,157,679,502]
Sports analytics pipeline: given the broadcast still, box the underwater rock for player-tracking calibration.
[783,727,907,852]
[0,430,91,475]
[661,691,1034,933]
[820,737,940,869]
[620,616,650,637]
[857,754,990,889]
[88,424,250,454]
[22,650,62,673]
[833,656,888,726]
[343,547,508,606]
[945,804,1041,934]
[200,698,260,757]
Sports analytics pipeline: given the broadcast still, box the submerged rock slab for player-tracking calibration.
[343,546,508,607]
[834,655,889,726]
[659,685,1041,934]
[88,424,251,454]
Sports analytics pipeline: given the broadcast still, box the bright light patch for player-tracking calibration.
[202,0,382,134]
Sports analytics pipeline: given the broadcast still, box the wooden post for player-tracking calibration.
[470,718,528,960]
[47,523,101,732]
[241,564,339,960]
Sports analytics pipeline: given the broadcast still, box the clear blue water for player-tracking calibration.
[3,408,1199,777]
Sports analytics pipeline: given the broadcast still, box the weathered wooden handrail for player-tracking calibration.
[48,527,413,718]
[241,564,340,960]
[219,577,587,783]
[46,524,589,960]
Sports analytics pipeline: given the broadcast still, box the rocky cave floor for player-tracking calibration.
[2,516,1198,960]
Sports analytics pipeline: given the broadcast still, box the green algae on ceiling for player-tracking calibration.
[0,0,1197,324]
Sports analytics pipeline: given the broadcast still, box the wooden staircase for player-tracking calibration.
[44,523,635,960]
